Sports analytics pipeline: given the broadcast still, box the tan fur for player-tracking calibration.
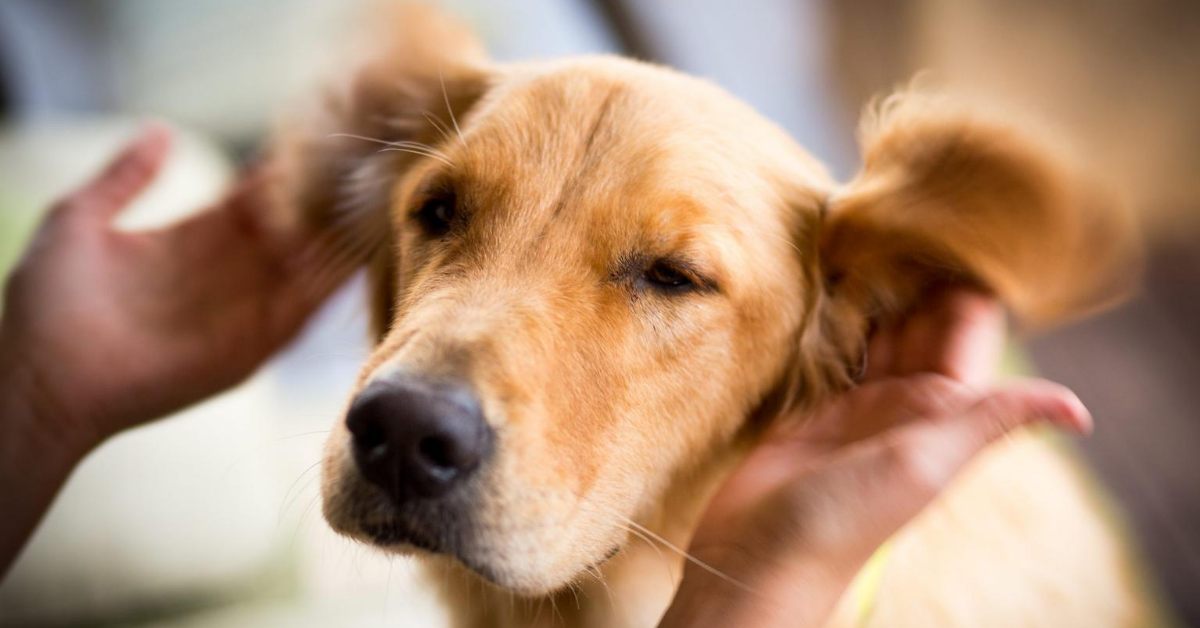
[275,5,1155,627]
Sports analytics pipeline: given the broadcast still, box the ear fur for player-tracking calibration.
[272,2,490,339]
[820,92,1139,330]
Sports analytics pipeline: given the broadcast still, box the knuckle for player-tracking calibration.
[876,373,971,418]
[907,373,968,405]
[885,434,951,495]
[971,393,1029,436]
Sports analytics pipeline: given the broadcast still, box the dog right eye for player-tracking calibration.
[644,260,696,292]
[415,195,456,236]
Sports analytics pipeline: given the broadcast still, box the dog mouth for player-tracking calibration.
[361,514,516,585]
[362,519,443,552]
[356,509,624,591]
[592,545,622,568]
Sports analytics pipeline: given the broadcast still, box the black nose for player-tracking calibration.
[346,376,493,503]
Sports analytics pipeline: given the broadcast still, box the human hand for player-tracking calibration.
[0,125,357,455]
[0,126,359,576]
[658,289,1091,628]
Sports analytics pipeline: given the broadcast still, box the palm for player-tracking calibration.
[1,129,354,442]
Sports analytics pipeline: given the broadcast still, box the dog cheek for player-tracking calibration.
[318,430,361,535]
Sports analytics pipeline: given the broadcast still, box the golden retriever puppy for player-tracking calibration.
[275,5,1163,627]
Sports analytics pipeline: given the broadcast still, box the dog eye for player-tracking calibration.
[644,261,694,291]
[416,195,456,236]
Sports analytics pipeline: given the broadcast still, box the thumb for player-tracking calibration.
[56,123,172,225]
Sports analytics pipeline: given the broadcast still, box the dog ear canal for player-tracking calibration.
[817,90,1140,329]
[272,3,491,341]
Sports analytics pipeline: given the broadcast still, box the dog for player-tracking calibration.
[274,5,1164,627]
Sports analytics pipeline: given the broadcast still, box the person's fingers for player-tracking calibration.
[875,379,1090,510]
[57,124,172,224]
[259,231,366,348]
[863,319,897,381]
[295,237,362,309]
[894,288,1005,384]
[783,380,1088,550]
[221,159,273,216]
[214,160,277,239]
[786,374,972,453]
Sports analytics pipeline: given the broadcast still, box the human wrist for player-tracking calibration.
[0,340,97,464]
[0,337,97,577]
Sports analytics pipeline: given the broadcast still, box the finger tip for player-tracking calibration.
[136,120,173,154]
[1031,386,1093,435]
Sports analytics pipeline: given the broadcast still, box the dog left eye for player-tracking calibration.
[416,195,456,236]
[644,261,694,291]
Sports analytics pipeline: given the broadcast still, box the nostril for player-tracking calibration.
[352,418,388,460]
[418,435,455,470]
[347,376,492,502]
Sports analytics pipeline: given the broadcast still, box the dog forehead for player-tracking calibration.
[476,60,781,167]
[453,58,815,225]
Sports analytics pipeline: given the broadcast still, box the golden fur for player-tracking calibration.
[274,5,1159,627]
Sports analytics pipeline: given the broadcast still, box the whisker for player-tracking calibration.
[382,558,394,627]
[568,580,583,610]
[379,146,453,167]
[290,493,322,551]
[618,515,758,594]
[388,139,447,153]
[617,522,675,587]
[581,565,620,621]
[277,460,323,524]
[439,67,467,147]
[532,596,545,625]
[327,132,401,148]
[422,111,455,144]
[327,132,454,166]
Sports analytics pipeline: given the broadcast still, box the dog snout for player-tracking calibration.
[346,376,493,503]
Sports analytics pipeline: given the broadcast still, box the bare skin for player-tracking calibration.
[662,291,1090,628]
[0,127,358,574]
[0,130,1089,628]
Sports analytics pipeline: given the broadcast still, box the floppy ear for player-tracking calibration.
[819,93,1139,334]
[272,3,490,339]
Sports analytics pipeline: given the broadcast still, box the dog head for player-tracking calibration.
[281,5,1134,595]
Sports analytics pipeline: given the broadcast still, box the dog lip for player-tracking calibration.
[362,520,441,552]
[362,520,509,587]
[583,545,621,571]
[602,545,621,561]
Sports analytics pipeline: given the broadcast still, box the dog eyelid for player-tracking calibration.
[632,255,719,295]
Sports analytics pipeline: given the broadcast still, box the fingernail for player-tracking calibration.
[1032,392,1093,435]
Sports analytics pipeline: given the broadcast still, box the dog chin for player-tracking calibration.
[359,522,622,596]
[323,471,624,596]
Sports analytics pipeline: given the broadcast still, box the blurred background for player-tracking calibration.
[0,0,1197,626]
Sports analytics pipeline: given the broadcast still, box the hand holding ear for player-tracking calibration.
[0,127,357,576]
[658,287,1091,628]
